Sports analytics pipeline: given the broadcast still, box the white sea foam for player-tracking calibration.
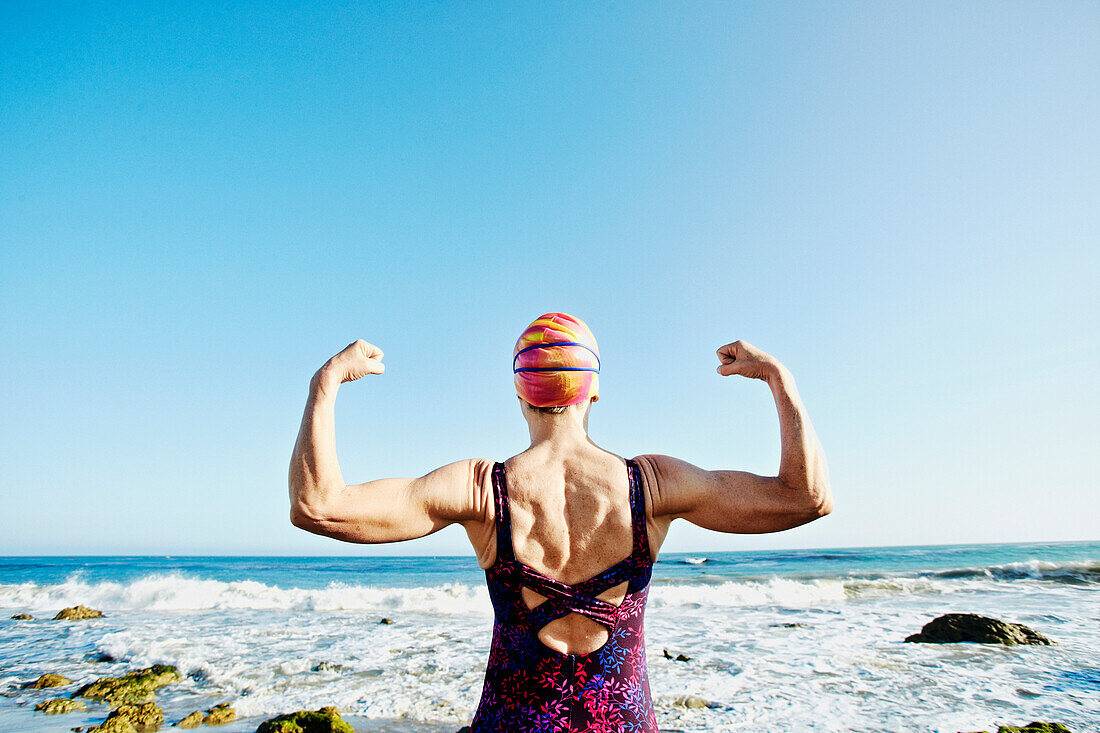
[927,559,1100,584]
[4,562,1082,617]
[0,574,492,615]
[0,573,930,616]
[2,557,1098,732]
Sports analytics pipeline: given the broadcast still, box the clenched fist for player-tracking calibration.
[716,340,783,381]
[318,339,385,387]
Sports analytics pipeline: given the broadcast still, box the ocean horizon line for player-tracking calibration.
[1,537,1095,560]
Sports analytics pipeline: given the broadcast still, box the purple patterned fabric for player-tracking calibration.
[470,459,658,732]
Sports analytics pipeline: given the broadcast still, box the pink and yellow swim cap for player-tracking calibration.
[513,313,600,408]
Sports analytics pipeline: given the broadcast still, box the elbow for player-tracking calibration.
[781,478,833,520]
[289,504,315,531]
[289,500,331,532]
[810,484,834,518]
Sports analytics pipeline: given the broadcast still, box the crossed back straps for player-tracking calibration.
[490,459,652,632]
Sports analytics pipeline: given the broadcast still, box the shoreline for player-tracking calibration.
[1,544,1095,732]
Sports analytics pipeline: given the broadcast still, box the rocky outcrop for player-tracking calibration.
[54,605,105,621]
[92,702,163,732]
[29,673,73,688]
[964,724,1074,733]
[89,718,137,733]
[904,613,1054,645]
[75,665,181,706]
[11,613,33,620]
[35,698,86,714]
[203,703,235,725]
[662,649,691,662]
[176,703,235,727]
[378,617,393,624]
[256,706,354,733]
[175,711,205,728]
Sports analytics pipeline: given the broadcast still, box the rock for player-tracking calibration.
[175,711,205,728]
[997,724,1073,733]
[904,613,1054,645]
[661,649,691,662]
[378,618,393,624]
[11,613,33,620]
[311,662,346,672]
[256,706,355,733]
[86,652,117,663]
[35,698,86,714]
[769,622,808,628]
[75,665,181,706]
[456,728,471,733]
[91,702,163,732]
[29,673,73,688]
[54,605,106,621]
[89,718,137,733]
[203,703,235,725]
[672,694,715,709]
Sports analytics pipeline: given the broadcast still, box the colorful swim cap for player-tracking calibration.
[513,313,600,408]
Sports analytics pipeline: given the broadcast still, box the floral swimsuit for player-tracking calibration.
[470,459,658,732]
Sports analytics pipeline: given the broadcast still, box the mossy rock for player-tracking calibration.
[89,717,138,733]
[11,612,33,620]
[997,724,1072,733]
[75,665,181,706]
[904,613,1054,645]
[256,706,354,733]
[35,698,86,714]
[175,711,205,728]
[54,605,106,620]
[671,695,715,709]
[204,703,235,725]
[30,673,73,688]
[90,702,163,732]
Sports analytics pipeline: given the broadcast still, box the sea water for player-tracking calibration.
[1,541,1097,732]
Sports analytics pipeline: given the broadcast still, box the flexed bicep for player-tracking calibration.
[636,454,825,535]
[292,458,491,544]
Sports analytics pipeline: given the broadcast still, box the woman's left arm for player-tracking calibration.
[288,340,486,543]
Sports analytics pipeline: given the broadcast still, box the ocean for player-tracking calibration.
[1,541,1097,732]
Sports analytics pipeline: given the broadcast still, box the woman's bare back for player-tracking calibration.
[476,444,655,654]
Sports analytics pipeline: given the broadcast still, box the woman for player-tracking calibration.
[289,313,832,732]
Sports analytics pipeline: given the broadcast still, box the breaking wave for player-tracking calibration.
[1,559,1093,615]
[922,559,1100,585]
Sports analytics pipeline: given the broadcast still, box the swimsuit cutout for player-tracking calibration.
[470,459,658,732]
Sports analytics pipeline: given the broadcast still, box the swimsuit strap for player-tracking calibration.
[490,462,515,563]
[626,458,652,567]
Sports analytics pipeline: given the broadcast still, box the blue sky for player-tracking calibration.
[1,1,1096,555]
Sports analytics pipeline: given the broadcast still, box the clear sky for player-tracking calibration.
[1,1,1096,556]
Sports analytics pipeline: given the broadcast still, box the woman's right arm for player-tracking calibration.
[636,340,833,535]
[289,339,490,544]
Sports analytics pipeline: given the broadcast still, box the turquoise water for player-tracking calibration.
[4,539,1096,587]
[1,541,1097,732]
